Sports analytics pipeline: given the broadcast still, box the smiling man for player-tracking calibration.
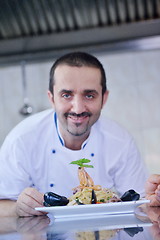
[0,52,149,217]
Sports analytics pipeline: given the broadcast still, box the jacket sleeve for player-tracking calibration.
[0,135,32,200]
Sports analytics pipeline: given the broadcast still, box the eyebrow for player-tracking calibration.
[83,90,99,95]
[59,89,99,95]
[59,89,72,94]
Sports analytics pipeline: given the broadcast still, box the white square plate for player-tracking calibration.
[35,199,150,219]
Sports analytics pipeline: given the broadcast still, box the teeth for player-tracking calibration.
[70,116,84,120]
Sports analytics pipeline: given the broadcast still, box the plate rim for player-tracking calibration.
[35,199,150,213]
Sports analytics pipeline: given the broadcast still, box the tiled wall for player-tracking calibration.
[100,50,160,174]
[0,49,160,174]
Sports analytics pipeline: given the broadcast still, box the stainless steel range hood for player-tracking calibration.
[0,0,160,65]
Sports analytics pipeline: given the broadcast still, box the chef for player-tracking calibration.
[0,52,155,217]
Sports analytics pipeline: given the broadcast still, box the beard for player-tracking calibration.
[64,112,92,137]
[67,122,90,136]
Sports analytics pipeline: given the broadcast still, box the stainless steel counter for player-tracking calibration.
[0,205,159,240]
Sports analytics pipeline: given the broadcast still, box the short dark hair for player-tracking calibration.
[49,52,107,95]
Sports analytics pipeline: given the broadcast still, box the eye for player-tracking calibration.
[86,94,94,99]
[62,93,71,99]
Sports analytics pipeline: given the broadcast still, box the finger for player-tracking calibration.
[148,175,160,184]
[22,188,44,210]
[24,188,44,205]
[156,193,160,204]
[155,186,160,196]
[17,196,46,217]
[18,202,47,217]
[147,194,160,207]
[145,177,160,194]
[20,198,47,216]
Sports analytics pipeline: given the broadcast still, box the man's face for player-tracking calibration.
[48,65,108,140]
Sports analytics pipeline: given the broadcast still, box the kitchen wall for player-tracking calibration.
[0,49,160,174]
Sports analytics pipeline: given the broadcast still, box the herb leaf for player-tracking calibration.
[70,158,94,168]
[81,164,94,168]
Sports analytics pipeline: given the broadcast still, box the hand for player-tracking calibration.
[16,187,47,217]
[145,174,160,207]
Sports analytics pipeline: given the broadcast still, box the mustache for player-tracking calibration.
[64,112,92,118]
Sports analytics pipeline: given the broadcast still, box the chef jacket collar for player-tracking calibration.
[54,112,89,149]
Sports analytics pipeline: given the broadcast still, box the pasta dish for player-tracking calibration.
[68,166,121,205]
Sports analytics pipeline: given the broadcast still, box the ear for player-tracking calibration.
[47,90,55,107]
[102,90,109,108]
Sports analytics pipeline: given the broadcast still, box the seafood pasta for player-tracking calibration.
[68,187,120,205]
[68,166,121,205]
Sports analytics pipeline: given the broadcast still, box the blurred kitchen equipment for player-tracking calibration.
[19,61,33,116]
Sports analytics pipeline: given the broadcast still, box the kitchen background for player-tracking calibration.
[0,0,160,174]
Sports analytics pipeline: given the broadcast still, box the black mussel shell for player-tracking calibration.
[120,189,140,202]
[91,189,97,204]
[44,192,69,206]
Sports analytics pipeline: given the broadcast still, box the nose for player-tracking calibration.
[71,96,86,114]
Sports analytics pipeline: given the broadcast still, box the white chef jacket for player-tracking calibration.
[0,109,148,200]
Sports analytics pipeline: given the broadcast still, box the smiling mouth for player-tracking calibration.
[65,112,91,124]
[69,116,89,127]
[65,112,91,118]
[69,115,87,121]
